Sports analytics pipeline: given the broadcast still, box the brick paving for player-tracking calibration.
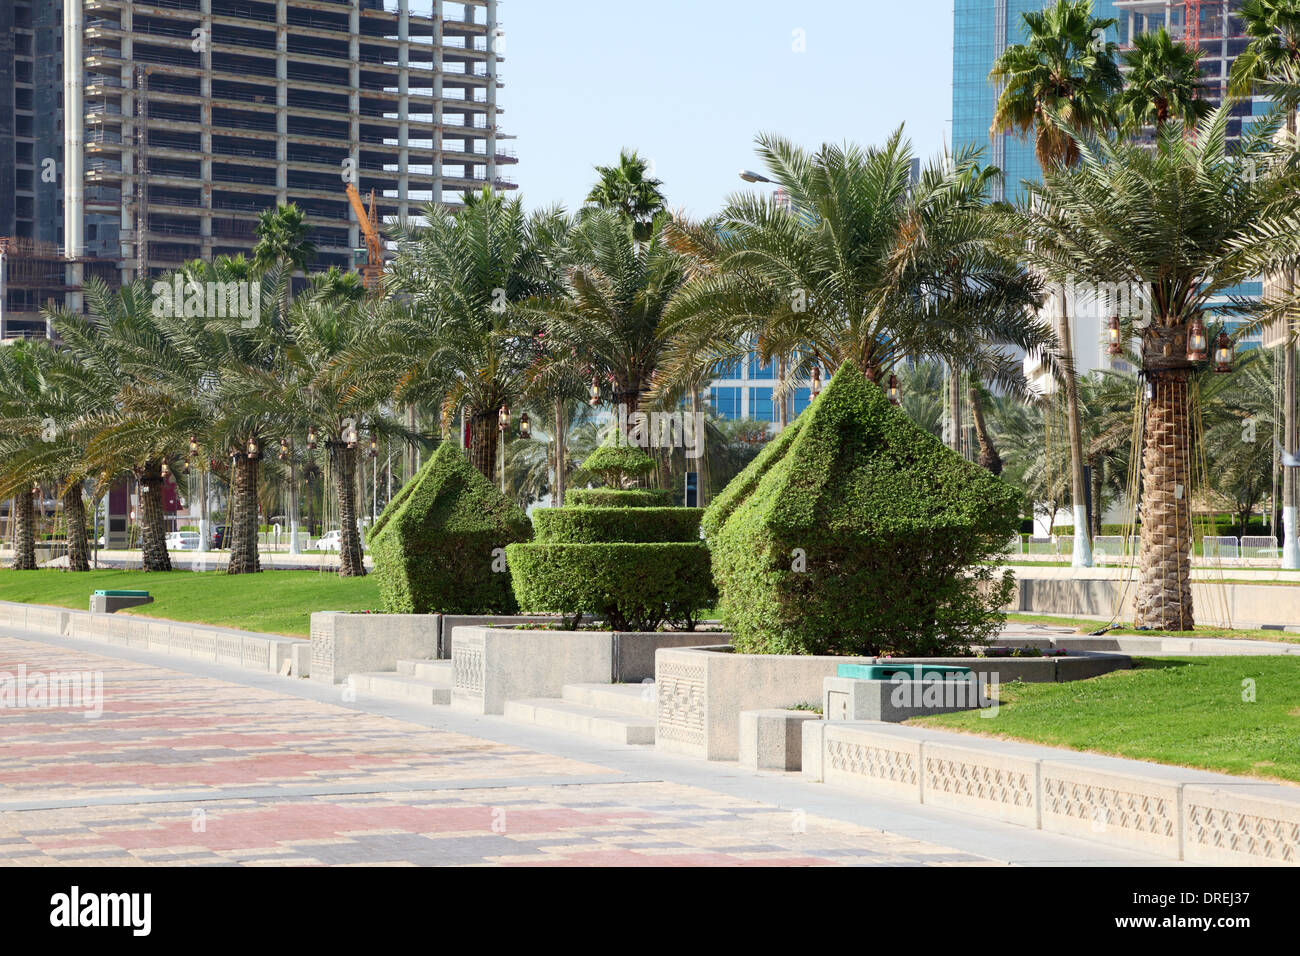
[0,635,997,867]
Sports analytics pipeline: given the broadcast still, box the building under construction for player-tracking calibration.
[1,0,516,335]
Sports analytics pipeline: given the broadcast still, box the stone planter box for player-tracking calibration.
[309,612,565,684]
[655,646,878,762]
[738,709,821,771]
[450,625,727,715]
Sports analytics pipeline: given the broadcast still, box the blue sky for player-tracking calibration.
[500,0,955,218]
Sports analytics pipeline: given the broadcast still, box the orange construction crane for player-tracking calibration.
[345,182,384,292]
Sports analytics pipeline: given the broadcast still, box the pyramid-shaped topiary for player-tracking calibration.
[371,441,533,614]
[706,362,1019,657]
[507,429,714,630]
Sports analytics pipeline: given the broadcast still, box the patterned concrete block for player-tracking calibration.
[819,723,923,802]
[921,739,1041,829]
[1038,759,1186,858]
[1182,783,1300,866]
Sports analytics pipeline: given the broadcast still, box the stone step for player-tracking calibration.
[397,658,454,682]
[503,698,657,745]
[561,682,657,718]
[348,672,451,706]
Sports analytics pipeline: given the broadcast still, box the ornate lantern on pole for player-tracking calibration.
[369,435,378,459]
[519,411,530,439]
[589,377,601,407]
[245,436,259,459]
[278,438,289,461]
[306,426,317,450]
[1187,316,1208,362]
[1107,315,1122,356]
[1213,331,1234,374]
[810,365,822,398]
[886,373,901,406]
[498,405,510,431]
[188,435,198,458]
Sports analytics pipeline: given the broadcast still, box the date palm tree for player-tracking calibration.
[379,192,566,481]
[991,0,1123,567]
[1002,109,1300,628]
[1117,26,1210,135]
[656,134,1054,411]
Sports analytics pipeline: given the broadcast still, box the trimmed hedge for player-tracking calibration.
[531,507,702,543]
[506,542,714,631]
[371,442,532,614]
[566,488,674,508]
[706,362,1019,657]
[581,432,656,486]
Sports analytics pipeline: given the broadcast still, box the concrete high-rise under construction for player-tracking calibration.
[1,0,516,338]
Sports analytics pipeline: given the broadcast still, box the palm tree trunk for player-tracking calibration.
[63,481,90,572]
[467,409,497,481]
[11,491,37,570]
[948,364,963,454]
[1135,369,1194,630]
[1090,457,1103,538]
[1058,289,1093,567]
[1284,107,1299,569]
[329,442,365,577]
[968,381,1002,475]
[227,454,260,574]
[553,399,566,506]
[138,461,172,572]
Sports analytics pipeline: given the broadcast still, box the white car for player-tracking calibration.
[165,531,202,551]
[315,530,342,552]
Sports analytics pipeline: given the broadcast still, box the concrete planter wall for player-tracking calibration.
[803,721,1300,865]
[308,612,563,684]
[1008,574,1300,631]
[451,625,727,715]
[655,646,878,762]
[0,599,298,675]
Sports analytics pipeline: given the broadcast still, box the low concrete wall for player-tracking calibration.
[739,709,821,771]
[887,653,1129,683]
[0,600,298,675]
[1010,574,1300,630]
[310,612,438,684]
[803,721,1300,865]
[655,646,878,762]
[451,626,726,715]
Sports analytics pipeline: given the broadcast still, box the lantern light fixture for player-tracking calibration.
[519,411,530,439]
[811,365,823,398]
[887,373,901,406]
[498,405,510,431]
[589,377,601,407]
[160,461,170,478]
[245,436,259,459]
[1187,317,1208,362]
[1213,331,1234,374]
[369,435,378,458]
[306,426,317,450]
[188,435,198,458]
[278,438,289,461]
[1107,315,1122,356]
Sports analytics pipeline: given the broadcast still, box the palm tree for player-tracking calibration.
[1118,27,1210,135]
[1229,0,1300,569]
[0,341,55,570]
[253,203,317,323]
[380,192,565,481]
[990,0,1122,567]
[1003,110,1300,628]
[584,150,666,241]
[657,134,1054,410]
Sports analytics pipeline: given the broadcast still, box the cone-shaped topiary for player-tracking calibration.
[706,362,1019,657]
[371,441,533,614]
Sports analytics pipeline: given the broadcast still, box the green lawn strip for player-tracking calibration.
[0,568,381,637]
[1003,611,1300,644]
[914,657,1300,784]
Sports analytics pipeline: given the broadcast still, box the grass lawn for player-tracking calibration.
[0,568,382,637]
[916,656,1300,784]
[1003,611,1300,644]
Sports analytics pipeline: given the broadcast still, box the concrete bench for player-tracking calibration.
[90,590,154,614]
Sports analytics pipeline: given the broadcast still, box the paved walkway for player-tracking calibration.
[0,627,1170,867]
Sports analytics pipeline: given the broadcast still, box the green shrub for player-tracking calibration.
[532,507,702,543]
[371,442,532,614]
[566,488,673,508]
[707,362,1018,657]
[580,432,656,487]
[507,542,714,631]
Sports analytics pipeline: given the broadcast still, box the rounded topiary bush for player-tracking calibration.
[507,433,714,630]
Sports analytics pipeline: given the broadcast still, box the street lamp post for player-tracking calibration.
[498,405,510,494]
